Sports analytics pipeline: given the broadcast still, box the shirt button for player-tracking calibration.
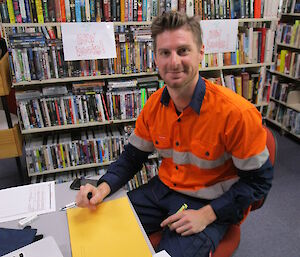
[175,166,178,170]
[173,183,177,187]
[155,140,159,145]
[177,118,181,122]
[205,151,210,156]
[176,142,179,146]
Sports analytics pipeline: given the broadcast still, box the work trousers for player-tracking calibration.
[127,176,229,257]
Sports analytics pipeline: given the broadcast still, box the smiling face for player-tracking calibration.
[154,27,204,91]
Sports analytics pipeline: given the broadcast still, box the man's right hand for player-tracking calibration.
[75,182,111,211]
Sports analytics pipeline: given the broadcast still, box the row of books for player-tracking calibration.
[268,102,300,135]
[224,72,260,103]
[29,159,159,190]
[25,127,131,173]
[200,27,274,68]
[275,50,300,78]
[8,24,274,84]
[281,0,300,14]
[0,0,280,24]
[276,21,300,47]
[8,26,157,83]
[270,76,291,103]
[126,159,159,191]
[16,79,158,130]
[30,158,159,192]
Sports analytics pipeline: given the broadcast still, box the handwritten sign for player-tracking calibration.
[200,20,238,54]
[61,22,116,61]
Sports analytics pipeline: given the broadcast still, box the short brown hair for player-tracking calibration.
[151,11,203,53]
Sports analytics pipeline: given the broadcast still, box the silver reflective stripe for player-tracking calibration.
[128,131,155,152]
[176,177,239,200]
[232,147,269,171]
[157,149,231,169]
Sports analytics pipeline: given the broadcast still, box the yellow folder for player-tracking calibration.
[67,196,152,257]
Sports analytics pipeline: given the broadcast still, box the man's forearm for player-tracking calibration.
[97,143,150,194]
[210,158,274,224]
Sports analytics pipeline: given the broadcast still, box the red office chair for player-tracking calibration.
[149,126,277,257]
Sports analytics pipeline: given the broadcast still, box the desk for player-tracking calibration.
[2,182,155,256]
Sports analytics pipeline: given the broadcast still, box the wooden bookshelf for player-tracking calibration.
[281,13,300,17]
[270,97,300,113]
[1,18,279,28]
[21,118,137,134]
[276,42,300,51]
[27,152,159,177]
[200,63,275,71]
[12,63,275,87]
[268,70,300,81]
[12,72,159,87]
[266,118,300,139]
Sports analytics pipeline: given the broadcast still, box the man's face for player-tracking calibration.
[154,27,204,90]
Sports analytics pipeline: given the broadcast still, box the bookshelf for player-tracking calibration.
[0,0,281,183]
[266,2,300,140]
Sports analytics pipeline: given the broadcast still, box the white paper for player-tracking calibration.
[0,181,56,223]
[200,20,239,54]
[153,250,171,257]
[61,22,117,61]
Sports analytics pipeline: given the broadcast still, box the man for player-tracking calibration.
[76,11,273,257]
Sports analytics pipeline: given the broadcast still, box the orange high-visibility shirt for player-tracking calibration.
[129,77,269,200]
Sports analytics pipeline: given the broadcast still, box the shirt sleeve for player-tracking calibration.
[97,143,151,195]
[210,107,274,224]
[210,159,273,224]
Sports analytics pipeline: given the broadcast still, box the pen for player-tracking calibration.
[168,203,188,227]
[60,192,93,211]
[176,203,188,213]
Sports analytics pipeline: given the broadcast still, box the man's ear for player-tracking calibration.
[199,44,205,62]
[153,52,157,66]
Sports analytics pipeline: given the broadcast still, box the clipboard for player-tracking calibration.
[67,196,152,257]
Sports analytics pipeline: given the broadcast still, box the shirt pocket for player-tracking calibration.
[151,132,171,149]
[190,140,225,161]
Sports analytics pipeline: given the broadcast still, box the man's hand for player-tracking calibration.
[75,182,111,211]
[160,205,217,236]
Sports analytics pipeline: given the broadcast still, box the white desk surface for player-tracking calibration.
[2,182,155,257]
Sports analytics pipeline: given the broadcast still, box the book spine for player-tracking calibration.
[18,0,27,22]
[90,0,95,21]
[55,0,62,21]
[12,0,22,23]
[85,0,90,21]
[5,0,15,23]
[59,0,66,22]
[41,0,49,22]
[75,0,81,21]
[254,0,261,18]
[35,0,44,22]
[80,0,85,21]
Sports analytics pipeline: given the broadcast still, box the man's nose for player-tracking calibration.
[170,52,180,67]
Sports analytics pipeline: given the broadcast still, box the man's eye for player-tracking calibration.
[178,48,188,55]
[161,51,169,56]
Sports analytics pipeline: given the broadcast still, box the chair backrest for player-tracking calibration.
[264,126,277,167]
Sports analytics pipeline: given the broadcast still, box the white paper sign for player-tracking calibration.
[61,22,117,61]
[200,20,239,54]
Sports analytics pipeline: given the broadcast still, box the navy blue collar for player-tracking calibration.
[160,75,206,114]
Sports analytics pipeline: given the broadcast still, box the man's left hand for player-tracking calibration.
[160,205,217,236]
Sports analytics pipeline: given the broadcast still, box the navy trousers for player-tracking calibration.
[127,176,229,257]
